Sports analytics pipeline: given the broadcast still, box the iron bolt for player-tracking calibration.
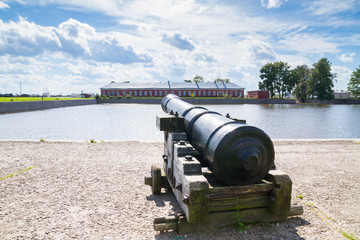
[175,183,182,192]
[182,196,189,205]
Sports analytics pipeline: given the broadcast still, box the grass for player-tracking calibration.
[0,97,92,102]
[1,166,35,181]
[297,195,359,240]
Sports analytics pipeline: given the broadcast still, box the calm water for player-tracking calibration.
[0,104,359,141]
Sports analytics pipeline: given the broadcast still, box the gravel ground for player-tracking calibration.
[0,140,359,240]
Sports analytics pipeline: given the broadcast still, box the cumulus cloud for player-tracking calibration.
[338,52,355,63]
[0,18,152,64]
[236,37,276,68]
[332,65,352,90]
[161,31,195,51]
[0,1,9,9]
[261,0,287,9]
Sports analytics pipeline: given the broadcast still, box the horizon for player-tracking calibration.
[1,0,359,95]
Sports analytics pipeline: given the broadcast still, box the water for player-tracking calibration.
[0,103,359,141]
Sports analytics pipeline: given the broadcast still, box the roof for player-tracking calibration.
[101,81,244,90]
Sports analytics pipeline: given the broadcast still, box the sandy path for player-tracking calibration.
[0,140,359,239]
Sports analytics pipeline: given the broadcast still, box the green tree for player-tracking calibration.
[292,65,310,102]
[193,75,204,83]
[259,61,292,98]
[214,78,230,83]
[307,58,336,100]
[348,66,360,98]
[184,79,192,83]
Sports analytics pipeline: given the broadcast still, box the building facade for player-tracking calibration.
[247,90,269,99]
[100,81,245,98]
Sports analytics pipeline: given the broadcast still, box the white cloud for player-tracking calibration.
[0,18,152,64]
[236,36,276,69]
[0,1,9,9]
[338,52,356,63]
[332,65,352,90]
[309,0,358,15]
[161,31,195,51]
[278,33,339,54]
[261,0,287,9]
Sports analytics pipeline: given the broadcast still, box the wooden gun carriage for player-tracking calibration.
[145,94,303,233]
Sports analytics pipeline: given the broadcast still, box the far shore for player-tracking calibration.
[1,97,359,114]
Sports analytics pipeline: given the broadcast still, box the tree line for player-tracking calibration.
[184,76,231,83]
[258,58,360,100]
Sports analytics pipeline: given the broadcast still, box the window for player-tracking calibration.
[144,91,147,97]
[117,91,119,96]
[159,91,163,97]
[123,91,126,96]
[112,91,115,96]
[183,91,186,96]
[134,91,137,96]
[198,91,201,97]
[164,91,167,95]
[213,91,216,97]
[178,91,181,96]
[139,91,142,97]
[154,91,157,97]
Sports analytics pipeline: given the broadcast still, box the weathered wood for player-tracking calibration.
[289,204,304,216]
[156,115,185,132]
[151,165,161,195]
[206,181,273,200]
[144,176,152,186]
[154,222,178,232]
[265,170,292,221]
[208,194,269,212]
[176,207,284,234]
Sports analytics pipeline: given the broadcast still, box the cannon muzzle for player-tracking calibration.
[161,94,274,186]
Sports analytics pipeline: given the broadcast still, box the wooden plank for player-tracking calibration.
[264,170,292,221]
[156,115,185,132]
[176,207,285,234]
[208,194,269,212]
[206,182,273,200]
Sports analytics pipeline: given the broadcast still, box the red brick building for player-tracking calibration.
[247,90,269,99]
[100,81,245,98]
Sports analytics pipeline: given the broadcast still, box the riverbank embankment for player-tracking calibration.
[0,99,96,114]
[1,140,359,239]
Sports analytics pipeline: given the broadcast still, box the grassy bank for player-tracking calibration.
[0,97,93,102]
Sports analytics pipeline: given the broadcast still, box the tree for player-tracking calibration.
[193,75,204,83]
[184,79,192,83]
[292,65,310,102]
[348,66,360,98]
[214,78,230,83]
[307,58,336,100]
[259,61,292,98]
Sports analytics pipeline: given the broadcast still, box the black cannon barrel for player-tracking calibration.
[161,94,275,186]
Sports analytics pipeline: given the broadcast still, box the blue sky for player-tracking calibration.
[0,0,359,95]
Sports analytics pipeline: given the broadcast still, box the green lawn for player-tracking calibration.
[0,97,92,102]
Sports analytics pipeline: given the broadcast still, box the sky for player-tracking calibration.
[0,0,359,95]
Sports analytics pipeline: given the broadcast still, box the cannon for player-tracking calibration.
[145,95,303,233]
[161,94,275,186]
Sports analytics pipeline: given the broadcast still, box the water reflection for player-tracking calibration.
[0,103,359,141]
